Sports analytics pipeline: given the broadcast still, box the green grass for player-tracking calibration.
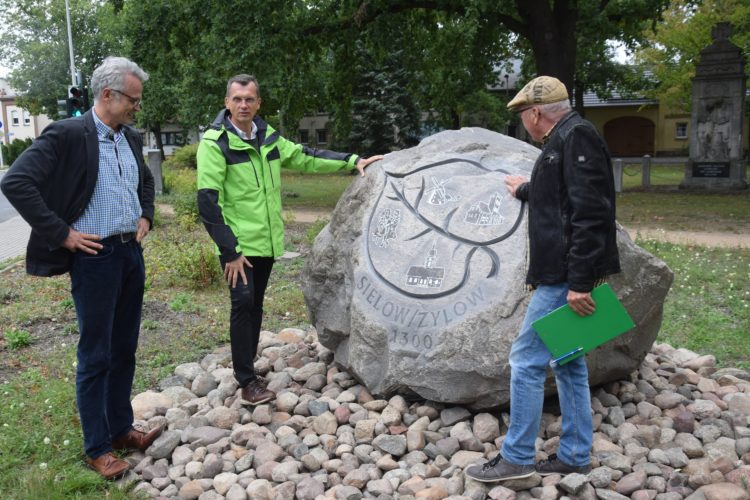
[638,239,750,370]
[617,190,750,232]
[279,170,355,210]
[620,163,750,189]
[0,370,139,498]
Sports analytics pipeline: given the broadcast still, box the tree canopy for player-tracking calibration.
[636,0,750,111]
[1,0,682,155]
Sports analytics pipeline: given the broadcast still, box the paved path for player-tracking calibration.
[0,215,30,263]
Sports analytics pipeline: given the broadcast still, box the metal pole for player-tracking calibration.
[64,0,76,86]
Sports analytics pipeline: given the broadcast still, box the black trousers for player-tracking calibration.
[221,256,275,387]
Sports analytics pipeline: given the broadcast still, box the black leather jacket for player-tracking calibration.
[516,111,620,292]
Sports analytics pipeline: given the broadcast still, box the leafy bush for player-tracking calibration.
[173,193,200,229]
[163,164,197,195]
[163,143,199,170]
[145,228,221,290]
[1,138,34,166]
[174,241,221,290]
[4,328,32,349]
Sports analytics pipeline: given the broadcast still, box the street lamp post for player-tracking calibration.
[64,0,76,86]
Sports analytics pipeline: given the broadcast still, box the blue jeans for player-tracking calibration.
[70,238,145,459]
[501,283,592,467]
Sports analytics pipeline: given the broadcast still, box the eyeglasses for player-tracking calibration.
[110,88,142,107]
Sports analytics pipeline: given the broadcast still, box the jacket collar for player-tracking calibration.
[211,109,271,145]
[542,110,578,145]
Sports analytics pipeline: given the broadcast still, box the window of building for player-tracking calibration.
[675,122,688,139]
[11,110,19,126]
[23,110,31,126]
[161,132,186,146]
[316,129,327,145]
[299,129,309,144]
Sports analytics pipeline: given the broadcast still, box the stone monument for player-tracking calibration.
[682,22,747,189]
[303,128,674,409]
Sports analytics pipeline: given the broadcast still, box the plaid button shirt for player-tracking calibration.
[72,111,142,238]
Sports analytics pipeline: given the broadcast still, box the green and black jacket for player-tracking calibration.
[197,110,359,261]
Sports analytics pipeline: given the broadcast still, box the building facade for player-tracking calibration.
[0,78,53,149]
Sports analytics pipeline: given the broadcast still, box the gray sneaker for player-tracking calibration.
[464,454,535,482]
[536,454,592,476]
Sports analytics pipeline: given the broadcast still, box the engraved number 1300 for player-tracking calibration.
[390,330,433,350]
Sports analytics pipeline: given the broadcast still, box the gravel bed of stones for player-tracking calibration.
[122,328,750,500]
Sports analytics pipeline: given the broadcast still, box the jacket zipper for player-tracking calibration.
[248,156,260,188]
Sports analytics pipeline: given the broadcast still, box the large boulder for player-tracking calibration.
[303,128,673,409]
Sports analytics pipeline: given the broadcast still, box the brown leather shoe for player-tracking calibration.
[86,452,130,480]
[112,426,163,451]
[240,377,275,405]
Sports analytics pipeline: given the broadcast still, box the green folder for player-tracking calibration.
[532,283,635,366]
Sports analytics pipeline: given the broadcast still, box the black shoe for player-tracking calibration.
[464,453,535,482]
[536,454,592,476]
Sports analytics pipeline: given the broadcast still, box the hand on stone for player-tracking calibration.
[356,155,385,177]
[504,175,528,198]
[568,290,595,316]
[62,228,102,254]
[224,255,252,289]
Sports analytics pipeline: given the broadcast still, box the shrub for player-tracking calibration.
[4,328,32,349]
[173,241,221,290]
[163,165,196,196]
[164,143,199,170]
[173,193,200,230]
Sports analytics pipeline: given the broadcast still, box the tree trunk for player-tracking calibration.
[151,122,165,161]
[574,79,585,117]
[516,0,578,99]
[450,108,460,130]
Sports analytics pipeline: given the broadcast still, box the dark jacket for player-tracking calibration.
[516,111,620,292]
[0,110,155,277]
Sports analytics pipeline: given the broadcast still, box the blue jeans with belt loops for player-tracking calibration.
[70,238,145,459]
[501,283,593,467]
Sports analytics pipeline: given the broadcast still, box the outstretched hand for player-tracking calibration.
[355,155,385,176]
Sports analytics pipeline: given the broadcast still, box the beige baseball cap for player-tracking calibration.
[507,76,569,111]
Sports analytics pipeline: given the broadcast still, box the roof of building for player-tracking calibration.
[581,90,657,108]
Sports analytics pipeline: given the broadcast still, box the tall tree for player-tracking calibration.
[0,0,119,118]
[636,0,750,111]
[300,0,672,113]
[347,44,421,155]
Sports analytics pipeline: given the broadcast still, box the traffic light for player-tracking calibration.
[57,98,69,119]
[67,86,84,117]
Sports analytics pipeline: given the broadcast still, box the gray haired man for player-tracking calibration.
[1,56,162,479]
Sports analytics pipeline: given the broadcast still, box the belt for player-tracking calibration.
[101,232,136,244]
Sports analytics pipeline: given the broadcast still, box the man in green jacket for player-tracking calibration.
[197,74,382,405]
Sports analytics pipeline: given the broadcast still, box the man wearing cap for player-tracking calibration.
[465,76,620,482]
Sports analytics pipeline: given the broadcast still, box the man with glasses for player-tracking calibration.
[197,74,382,405]
[465,76,620,483]
[1,56,161,479]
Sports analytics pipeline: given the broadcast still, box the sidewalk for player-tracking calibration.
[0,215,30,263]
